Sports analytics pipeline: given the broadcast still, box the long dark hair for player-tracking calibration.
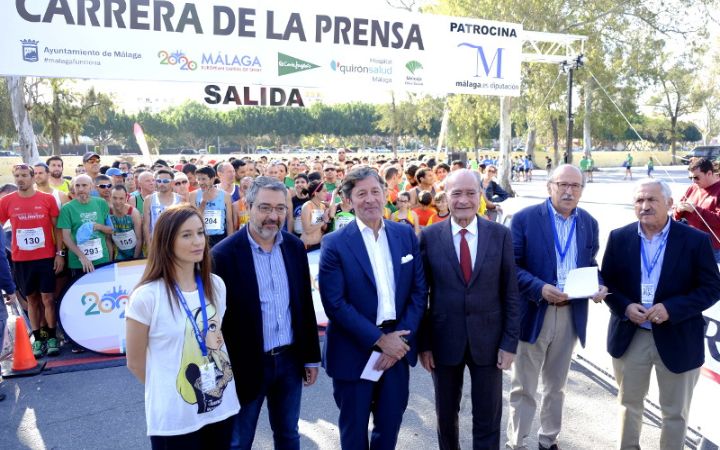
[135,204,215,310]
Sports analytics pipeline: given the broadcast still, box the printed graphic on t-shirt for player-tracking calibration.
[176,303,234,414]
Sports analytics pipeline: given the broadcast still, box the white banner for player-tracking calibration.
[0,1,522,97]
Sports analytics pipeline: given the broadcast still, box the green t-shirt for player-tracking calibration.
[284,177,295,188]
[579,158,593,171]
[58,197,111,269]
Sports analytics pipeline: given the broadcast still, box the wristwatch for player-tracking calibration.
[56,251,66,257]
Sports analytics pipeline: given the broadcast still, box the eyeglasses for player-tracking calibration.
[551,182,583,191]
[324,168,336,172]
[255,204,288,215]
[155,179,172,184]
[97,184,112,189]
[175,180,189,186]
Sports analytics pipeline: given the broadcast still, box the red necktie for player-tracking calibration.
[460,229,472,283]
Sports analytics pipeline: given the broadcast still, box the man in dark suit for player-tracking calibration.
[213,177,321,450]
[419,169,522,449]
[602,178,720,449]
[507,164,607,450]
[319,166,427,450]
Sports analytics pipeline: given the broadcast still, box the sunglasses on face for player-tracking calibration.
[97,184,113,189]
[156,179,172,184]
[175,180,189,186]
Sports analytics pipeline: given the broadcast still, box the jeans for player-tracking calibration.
[230,349,302,450]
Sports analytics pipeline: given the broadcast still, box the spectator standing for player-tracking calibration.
[0,164,64,357]
[673,157,720,261]
[602,179,720,449]
[318,167,427,450]
[419,169,522,449]
[506,165,608,450]
[212,177,320,450]
[126,204,239,448]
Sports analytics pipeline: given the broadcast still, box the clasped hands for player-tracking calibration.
[374,330,410,371]
[625,303,668,325]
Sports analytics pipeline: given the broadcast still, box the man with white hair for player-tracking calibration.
[602,178,720,450]
[507,164,608,450]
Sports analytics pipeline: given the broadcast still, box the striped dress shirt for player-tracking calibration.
[248,231,293,352]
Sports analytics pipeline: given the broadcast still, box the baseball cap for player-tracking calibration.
[105,167,123,177]
[83,151,100,162]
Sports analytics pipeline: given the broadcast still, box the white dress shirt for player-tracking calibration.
[451,216,478,269]
[357,218,396,325]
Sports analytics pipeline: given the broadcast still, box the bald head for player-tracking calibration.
[72,174,94,202]
[548,164,583,185]
[445,169,480,192]
[73,174,93,187]
[547,164,584,217]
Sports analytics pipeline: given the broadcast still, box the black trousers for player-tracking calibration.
[150,415,236,450]
[431,349,503,450]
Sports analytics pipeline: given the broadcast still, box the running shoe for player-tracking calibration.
[46,338,60,356]
[31,340,45,358]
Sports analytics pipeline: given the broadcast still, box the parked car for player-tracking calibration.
[0,150,21,157]
[682,145,720,164]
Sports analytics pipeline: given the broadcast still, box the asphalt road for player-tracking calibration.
[0,165,704,450]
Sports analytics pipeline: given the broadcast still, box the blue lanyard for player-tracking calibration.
[175,274,208,357]
[640,236,668,279]
[547,201,576,263]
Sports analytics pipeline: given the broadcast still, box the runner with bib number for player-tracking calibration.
[195,166,234,248]
[0,164,65,357]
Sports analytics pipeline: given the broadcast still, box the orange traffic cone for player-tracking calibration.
[12,317,38,372]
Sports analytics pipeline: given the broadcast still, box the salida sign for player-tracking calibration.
[204,85,305,107]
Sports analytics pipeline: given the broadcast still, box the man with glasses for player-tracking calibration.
[94,175,113,204]
[46,156,72,193]
[82,152,102,195]
[194,166,234,248]
[142,169,182,248]
[213,177,320,450]
[673,157,720,262]
[0,164,64,357]
[506,165,608,450]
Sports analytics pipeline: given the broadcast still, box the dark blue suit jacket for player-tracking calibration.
[212,228,321,403]
[602,220,720,373]
[318,219,427,380]
[511,200,600,346]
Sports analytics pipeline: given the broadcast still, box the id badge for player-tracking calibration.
[641,284,655,306]
[557,269,568,289]
[199,363,216,393]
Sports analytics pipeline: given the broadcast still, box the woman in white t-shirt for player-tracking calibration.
[126,204,239,449]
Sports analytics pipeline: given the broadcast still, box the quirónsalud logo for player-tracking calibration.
[278,53,319,76]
